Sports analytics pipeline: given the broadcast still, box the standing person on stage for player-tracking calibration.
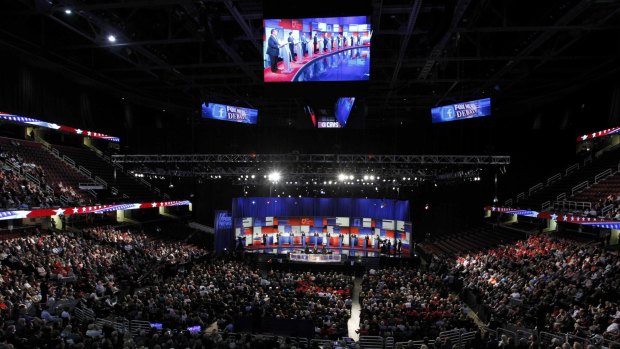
[323,33,328,52]
[313,33,318,53]
[288,32,295,61]
[357,34,361,46]
[267,29,280,73]
[332,35,336,50]
[387,239,392,255]
[397,239,402,256]
[300,33,307,56]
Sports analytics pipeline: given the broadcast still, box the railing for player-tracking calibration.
[516,192,525,201]
[594,168,613,183]
[94,176,108,188]
[602,203,615,216]
[565,163,579,175]
[541,200,551,211]
[62,155,76,167]
[163,193,170,200]
[74,307,95,322]
[24,172,41,186]
[154,187,161,195]
[122,194,129,199]
[358,336,385,349]
[94,317,130,333]
[557,192,566,201]
[59,195,69,207]
[504,198,513,207]
[87,189,97,198]
[554,200,592,211]
[140,178,151,188]
[528,183,544,195]
[52,148,60,157]
[571,181,589,196]
[538,331,565,347]
[396,340,436,349]
[546,173,562,185]
[78,165,92,178]
[385,337,395,349]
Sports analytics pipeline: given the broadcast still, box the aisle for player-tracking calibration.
[347,276,363,341]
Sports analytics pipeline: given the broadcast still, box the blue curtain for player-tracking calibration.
[232,197,410,220]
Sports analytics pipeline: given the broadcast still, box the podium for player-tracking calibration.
[295,42,303,64]
[280,43,293,73]
[307,40,313,59]
[319,41,324,53]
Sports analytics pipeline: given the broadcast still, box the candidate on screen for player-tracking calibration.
[431,98,492,123]
[201,103,258,125]
[334,97,355,126]
[263,16,371,83]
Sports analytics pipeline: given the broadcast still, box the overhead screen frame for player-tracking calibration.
[430,98,492,124]
[263,0,372,98]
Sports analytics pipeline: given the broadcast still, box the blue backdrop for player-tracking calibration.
[232,197,410,221]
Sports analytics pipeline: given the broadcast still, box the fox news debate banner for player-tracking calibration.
[214,210,234,253]
[431,98,491,123]
[201,103,258,125]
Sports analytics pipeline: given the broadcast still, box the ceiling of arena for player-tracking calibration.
[1,0,619,123]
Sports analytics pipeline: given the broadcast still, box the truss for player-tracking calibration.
[112,154,510,165]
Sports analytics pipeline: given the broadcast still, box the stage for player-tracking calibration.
[263,44,370,83]
[240,243,409,258]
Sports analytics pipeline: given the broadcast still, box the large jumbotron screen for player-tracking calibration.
[263,16,371,83]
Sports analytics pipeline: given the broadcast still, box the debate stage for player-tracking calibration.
[264,44,370,83]
[241,243,408,258]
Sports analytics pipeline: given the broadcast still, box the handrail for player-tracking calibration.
[571,180,589,196]
[557,192,566,201]
[528,182,543,195]
[78,165,92,178]
[52,148,60,157]
[565,163,579,175]
[602,203,615,216]
[546,173,562,185]
[541,200,551,211]
[140,178,151,188]
[111,187,119,195]
[516,192,525,201]
[24,172,40,187]
[62,155,76,167]
[504,198,513,207]
[594,168,612,183]
[153,187,160,195]
[163,193,170,200]
[94,176,108,187]
[553,200,592,211]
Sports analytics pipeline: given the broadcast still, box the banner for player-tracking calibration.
[214,210,234,253]
[0,112,120,142]
[0,200,191,221]
[289,253,342,263]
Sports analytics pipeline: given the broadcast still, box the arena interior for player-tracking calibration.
[0,0,620,348]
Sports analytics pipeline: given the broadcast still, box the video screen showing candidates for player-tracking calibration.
[431,98,492,123]
[263,16,371,83]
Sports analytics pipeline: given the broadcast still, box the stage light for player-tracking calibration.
[349,175,354,180]
[403,177,406,181]
[363,175,369,180]
[251,175,255,178]
[370,175,375,180]
[107,35,117,43]
[64,8,72,14]
[268,171,281,182]
[338,173,347,181]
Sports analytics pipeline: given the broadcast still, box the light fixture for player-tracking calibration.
[107,35,117,43]
[338,173,347,181]
[64,9,72,15]
[268,171,281,182]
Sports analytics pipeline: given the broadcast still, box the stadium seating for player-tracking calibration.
[51,144,157,201]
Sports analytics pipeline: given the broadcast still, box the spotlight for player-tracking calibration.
[338,173,347,181]
[107,35,117,43]
[363,175,369,180]
[64,8,72,14]
[268,171,281,182]
[370,175,375,180]
[251,175,255,178]
[349,175,354,180]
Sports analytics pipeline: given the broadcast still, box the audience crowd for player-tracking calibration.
[0,144,87,209]
[359,267,474,341]
[0,218,619,349]
[452,234,620,341]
